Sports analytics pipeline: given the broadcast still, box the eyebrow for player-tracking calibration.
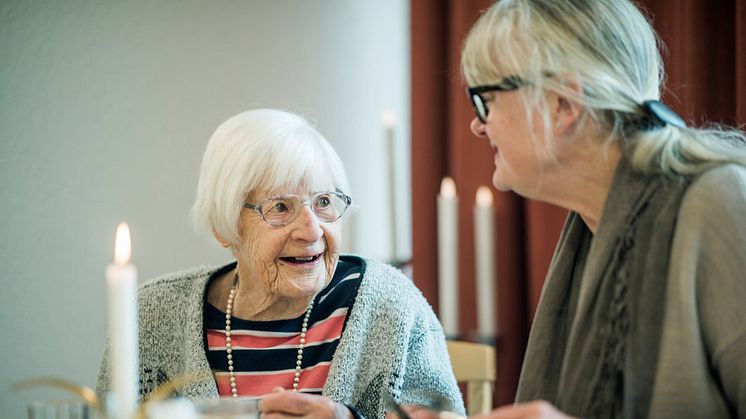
[257,190,337,200]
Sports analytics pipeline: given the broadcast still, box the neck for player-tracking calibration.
[224,267,313,321]
[524,132,622,235]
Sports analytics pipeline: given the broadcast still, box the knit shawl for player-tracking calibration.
[516,151,690,419]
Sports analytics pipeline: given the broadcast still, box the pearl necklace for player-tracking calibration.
[224,273,315,397]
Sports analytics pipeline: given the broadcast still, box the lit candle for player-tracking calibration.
[437,177,458,338]
[382,109,398,263]
[474,186,497,340]
[106,223,139,419]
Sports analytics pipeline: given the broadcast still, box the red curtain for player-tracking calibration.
[411,0,746,407]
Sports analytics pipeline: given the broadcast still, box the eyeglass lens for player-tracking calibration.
[471,94,488,123]
[259,193,349,226]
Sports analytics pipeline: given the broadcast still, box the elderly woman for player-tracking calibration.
[97,109,464,418]
[404,1,746,419]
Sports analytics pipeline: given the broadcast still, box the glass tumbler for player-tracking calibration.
[192,397,259,419]
[27,399,94,419]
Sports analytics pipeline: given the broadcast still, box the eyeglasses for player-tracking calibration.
[244,191,352,227]
[466,76,527,123]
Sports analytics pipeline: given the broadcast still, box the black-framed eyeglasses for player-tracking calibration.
[466,76,527,123]
[244,191,352,227]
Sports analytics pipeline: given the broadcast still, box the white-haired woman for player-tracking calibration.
[402,1,746,419]
[97,109,464,418]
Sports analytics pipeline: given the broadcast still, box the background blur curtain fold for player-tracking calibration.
[411,0,745,407]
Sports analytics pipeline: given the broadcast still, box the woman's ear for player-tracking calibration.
[212,227,232,248]
[552,74,583,132]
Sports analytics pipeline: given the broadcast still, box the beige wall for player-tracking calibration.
[0,1,410,416]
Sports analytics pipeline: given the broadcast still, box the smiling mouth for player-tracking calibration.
[279,253,324,265]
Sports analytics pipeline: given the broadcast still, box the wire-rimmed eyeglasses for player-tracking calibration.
[244,191,352,227]
[466,76,528,123]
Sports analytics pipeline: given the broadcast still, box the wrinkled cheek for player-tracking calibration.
[245,238,279,295]
[263,261,280,294]
[324,250,339,283]
[320,224,341,283]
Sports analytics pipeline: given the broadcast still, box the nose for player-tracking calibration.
[290,206,324,242]
[470,117,487,138]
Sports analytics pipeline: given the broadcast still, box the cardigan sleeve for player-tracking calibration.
[95,337,112,397]
[398,306,466,415]
[321,259,465,418]
[676,164,746,417]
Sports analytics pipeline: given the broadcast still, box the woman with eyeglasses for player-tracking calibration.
[96,109,464,418]
[402,1,746,419]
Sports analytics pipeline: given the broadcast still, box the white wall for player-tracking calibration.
[0,1,410,416]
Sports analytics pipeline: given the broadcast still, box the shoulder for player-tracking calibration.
[135,264,229,332]
[683,163,746,204]
[674,165,746,359]
[678,164,746,230]
[138,264,224,303]
[672,164,746,282]
[344,257,444,339]
[358,258,421,296]
[353,256,436,317]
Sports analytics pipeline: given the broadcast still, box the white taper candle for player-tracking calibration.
[437,177,459,338]
[106,223,139,419]
[474,186,497,339]
[383,109,398,263]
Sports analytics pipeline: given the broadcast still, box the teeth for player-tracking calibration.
[294,256,314,261]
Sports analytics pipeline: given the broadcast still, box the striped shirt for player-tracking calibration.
[203,257,362,397]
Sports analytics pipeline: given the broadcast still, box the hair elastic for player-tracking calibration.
[641,100,686,129]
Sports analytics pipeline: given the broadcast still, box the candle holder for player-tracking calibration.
[27,398,95,419]
[14,377,103,419]
[454,329,499,346]
[14,372,215,419]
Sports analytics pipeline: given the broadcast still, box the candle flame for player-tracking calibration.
[476,186,493,207]
[440,176,457,198]
[114,222,131,266]
[381,109,396,128]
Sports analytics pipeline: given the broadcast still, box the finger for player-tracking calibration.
[485,400,563,419]
[271,386,286,393]
[401,405,440,419]
[261,401,345,419]
[261,392,344,418]
[261,413,301,419]
[476,405,528,419]
[260,391,316,415]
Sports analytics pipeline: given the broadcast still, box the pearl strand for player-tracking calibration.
[224,273,314,397]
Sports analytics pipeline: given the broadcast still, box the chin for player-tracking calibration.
[285,274,326,299]
[491,173,512,192]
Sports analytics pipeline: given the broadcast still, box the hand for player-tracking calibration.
[259,387,353,419]
[477,401,575,419]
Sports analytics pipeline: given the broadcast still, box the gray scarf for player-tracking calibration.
[516,151,690,419]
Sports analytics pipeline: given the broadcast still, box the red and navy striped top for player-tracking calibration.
[203,256,363,397]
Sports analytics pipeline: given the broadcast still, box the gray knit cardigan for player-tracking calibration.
[97,257,465,418]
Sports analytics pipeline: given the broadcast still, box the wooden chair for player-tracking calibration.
[446,340,496,415]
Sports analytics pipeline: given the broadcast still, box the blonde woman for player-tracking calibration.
[402,0,746,418]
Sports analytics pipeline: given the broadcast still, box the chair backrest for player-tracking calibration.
[446,340,496,415]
